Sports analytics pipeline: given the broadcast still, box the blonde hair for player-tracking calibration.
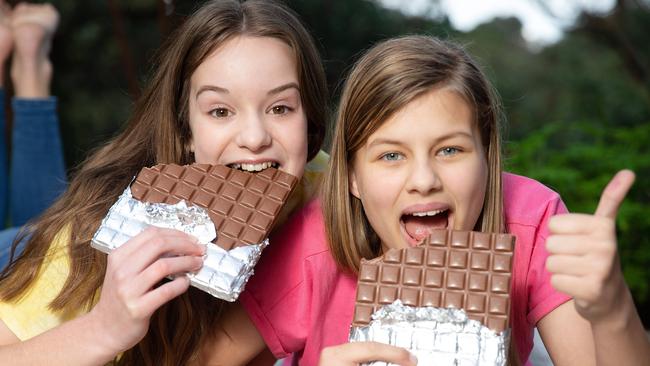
[323,35,504,273]
[0,1,327,364]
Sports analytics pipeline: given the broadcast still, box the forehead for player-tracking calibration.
[369,88,476,141]
[190,35,298,90]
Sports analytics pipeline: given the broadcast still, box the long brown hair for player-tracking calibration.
[0,1,327,364]
[321,34,518,364]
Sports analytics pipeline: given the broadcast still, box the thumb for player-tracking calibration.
[594,169,635,219]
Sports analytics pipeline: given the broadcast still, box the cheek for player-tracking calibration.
[281,115,309,170]
[287,115,309,153]
[461,160,489,228]
[357,175,395,224]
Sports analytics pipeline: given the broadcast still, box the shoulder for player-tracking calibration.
[503,172,567,227]
[270,198,329,258]
[242,197,337,318]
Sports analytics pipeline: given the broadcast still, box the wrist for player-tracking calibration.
[590,286,634,332]
[81,310,124,363]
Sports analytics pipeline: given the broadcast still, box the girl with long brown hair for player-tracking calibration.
[214,35,649,365]
[0,0,329,364]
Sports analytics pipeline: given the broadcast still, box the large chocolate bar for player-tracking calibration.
[130,164,297,250]
[352,229,514,333]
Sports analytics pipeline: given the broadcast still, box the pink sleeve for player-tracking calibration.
[239,200,325,358]
[526,196,571,325]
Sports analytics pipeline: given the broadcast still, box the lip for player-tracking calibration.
[226,158,280,165]
[398,202,453,247]
[401,202,450,216]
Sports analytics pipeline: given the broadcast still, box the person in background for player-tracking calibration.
[0,1,65,269]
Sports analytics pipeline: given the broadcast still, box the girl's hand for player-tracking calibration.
[545,170,635,323]
[319,341,417,366]
[88,227,205,356]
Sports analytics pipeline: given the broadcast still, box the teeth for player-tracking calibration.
[411,209,446,217]
[230,162,278,172]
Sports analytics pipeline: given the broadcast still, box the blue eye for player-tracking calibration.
[210,108,231,118]
[438,147,459,156]
[381,152,403,161]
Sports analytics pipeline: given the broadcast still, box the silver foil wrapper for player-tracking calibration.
[349,300,509,366]
[91,187,267,301]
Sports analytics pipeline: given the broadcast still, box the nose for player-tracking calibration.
[236,112,272,152]
[405,158,441,195]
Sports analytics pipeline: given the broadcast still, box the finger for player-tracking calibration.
[112,228,204,273]
[339,342,416,365]
[548,213,612,235]
[546,254,590,276]
[115,227,196,258]
[550,274,605,303]
[135,256,203,294]
[546,234,594,255]
[549,274,586,298]
[594,169,635,219]
[137,276,191,317]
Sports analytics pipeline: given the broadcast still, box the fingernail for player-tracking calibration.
[409,353,418,365]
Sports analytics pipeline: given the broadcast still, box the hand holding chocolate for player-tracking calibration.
[91,163,297,301]
[349,229,515,366]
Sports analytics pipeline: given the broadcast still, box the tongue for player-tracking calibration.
[403,215,448,242]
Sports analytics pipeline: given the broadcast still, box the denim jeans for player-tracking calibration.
[0,90,66,269]
[0,227,23,271]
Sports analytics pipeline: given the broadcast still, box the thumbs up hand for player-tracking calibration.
[545,170,636,322]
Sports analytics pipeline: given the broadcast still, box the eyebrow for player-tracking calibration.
[267,82,300,96]
[367,131,474,148]
[195,85,229,99]
[195,82,300,99]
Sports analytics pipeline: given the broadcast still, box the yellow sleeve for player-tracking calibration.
[277,150,329,226]
[0,226,86,340]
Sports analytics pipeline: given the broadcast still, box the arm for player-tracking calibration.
[537,300,595,365]
[544,170,650,366]
[0,312,122,365]
[0,227,204,365]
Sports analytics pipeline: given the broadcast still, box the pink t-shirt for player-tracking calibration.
[240,173,571,365]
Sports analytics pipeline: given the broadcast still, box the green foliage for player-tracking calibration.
[506,121,650,303]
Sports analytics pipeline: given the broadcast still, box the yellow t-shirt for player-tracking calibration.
[0,150,329,340]
[0,225,87,340]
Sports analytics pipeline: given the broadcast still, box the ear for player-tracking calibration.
[349,168,361,199]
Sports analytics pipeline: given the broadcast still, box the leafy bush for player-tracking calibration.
[506,121,650,319]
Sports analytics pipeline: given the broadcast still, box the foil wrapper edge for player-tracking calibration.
[349,300,509,366]
[91,186,267,302]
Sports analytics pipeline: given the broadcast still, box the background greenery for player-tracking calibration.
[4,0,649,325]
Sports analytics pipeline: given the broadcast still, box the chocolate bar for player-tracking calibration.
[353,229,514,332]
[91,163,298,301]
[130,164,297,250]
[349,230,514,365]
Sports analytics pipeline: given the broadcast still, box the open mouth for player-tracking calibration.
[400,209,449,245]
[227,161,279,173]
